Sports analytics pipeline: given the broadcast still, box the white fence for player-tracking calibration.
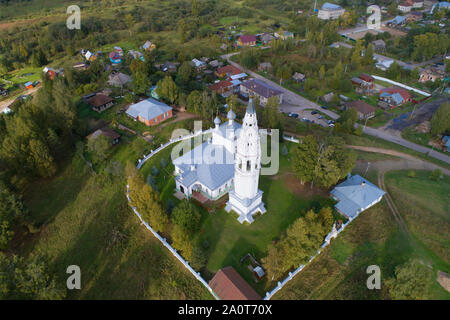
[126,185,220,300]
[263,217,353,300]
[130,125,358,300]
[371,75,431,97]
[137,128,213,169]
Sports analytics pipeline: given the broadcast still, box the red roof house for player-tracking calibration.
[379,87,411,102]
[209,266,261,300]
[237,35,257,47]
[215,65,243,78]
[209,80,233,94]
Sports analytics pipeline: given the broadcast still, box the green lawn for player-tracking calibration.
[195,142,335,295]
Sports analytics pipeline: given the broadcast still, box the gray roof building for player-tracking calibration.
[240,79,283,99]
[126,98,172,121]
[330,174,385,219]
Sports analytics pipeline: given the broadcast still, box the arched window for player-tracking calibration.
[247,160,251,171]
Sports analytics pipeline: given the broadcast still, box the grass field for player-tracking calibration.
[272,167,450,300]
[21,154,212,299]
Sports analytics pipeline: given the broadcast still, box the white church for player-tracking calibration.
[173,98,266,224]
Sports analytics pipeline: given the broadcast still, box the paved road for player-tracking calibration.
[221,53,340,120]
[360,125,450,164]
[222,52,450,165]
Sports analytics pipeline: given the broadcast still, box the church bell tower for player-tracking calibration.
[225,98,266,224]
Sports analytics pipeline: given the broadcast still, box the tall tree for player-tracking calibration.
[430,103,450,136]
[292,135,318,184]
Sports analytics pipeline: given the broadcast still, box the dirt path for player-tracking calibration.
[156,111,199,130]
[347,145,450,176]
[0,86,39,113]
[349,144,450,242]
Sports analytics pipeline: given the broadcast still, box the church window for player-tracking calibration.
[247,160,251,171]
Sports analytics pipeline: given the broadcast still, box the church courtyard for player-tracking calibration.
[140,140,337,295]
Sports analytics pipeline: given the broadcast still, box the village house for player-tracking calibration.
[344,100,376,120]
[398,0,414,12]
[419,66,445,83]
[260,32,275,44]
[87,127,121,146]
[158,61,179,73]
[142,40,156,52]
[237,35,257,47]
[351,74,375,94]
[407,11,424,22]
[191,58,207,71]
[318,3,345,20]
[126,98,173,126]
[387,15,407,27]
[107,72,132,87]
[442,136,450,152]
[209,80,233,95]
[215,65,243,78]
[330,174,385,220]
[0,85,8,97]
[379,87,411,108]
[258,62,272,72]
[292,72,306,83]
[322,92,335,103]
[375,57,394,71]
[274,30,294,40]
[209,266,261,300]
[209,60,223,69]
[43,67,64,80]
[129,50,145,61]
[84,50,97,62]
[86,93,114,113]
[24,81,34,90]
[372,39,386,53]
[240,79,283,106]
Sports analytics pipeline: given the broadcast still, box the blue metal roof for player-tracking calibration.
[330,174,385,219]
[322,2,342,10]
[174,142,235,190]
[389,16,406,25]
[126,98,172,121]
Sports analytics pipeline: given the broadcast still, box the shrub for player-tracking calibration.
[408,170,416,178]
[429,169,442,181]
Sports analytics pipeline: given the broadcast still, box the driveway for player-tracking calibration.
[0,86,39,113]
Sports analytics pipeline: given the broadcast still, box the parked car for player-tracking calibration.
[327,120,334,124]
[311,110,318,115]
[321,105,328,109]
[318,115,324,119]
[288,112,299,119]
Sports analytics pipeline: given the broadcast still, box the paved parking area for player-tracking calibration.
[282,108,331,127]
